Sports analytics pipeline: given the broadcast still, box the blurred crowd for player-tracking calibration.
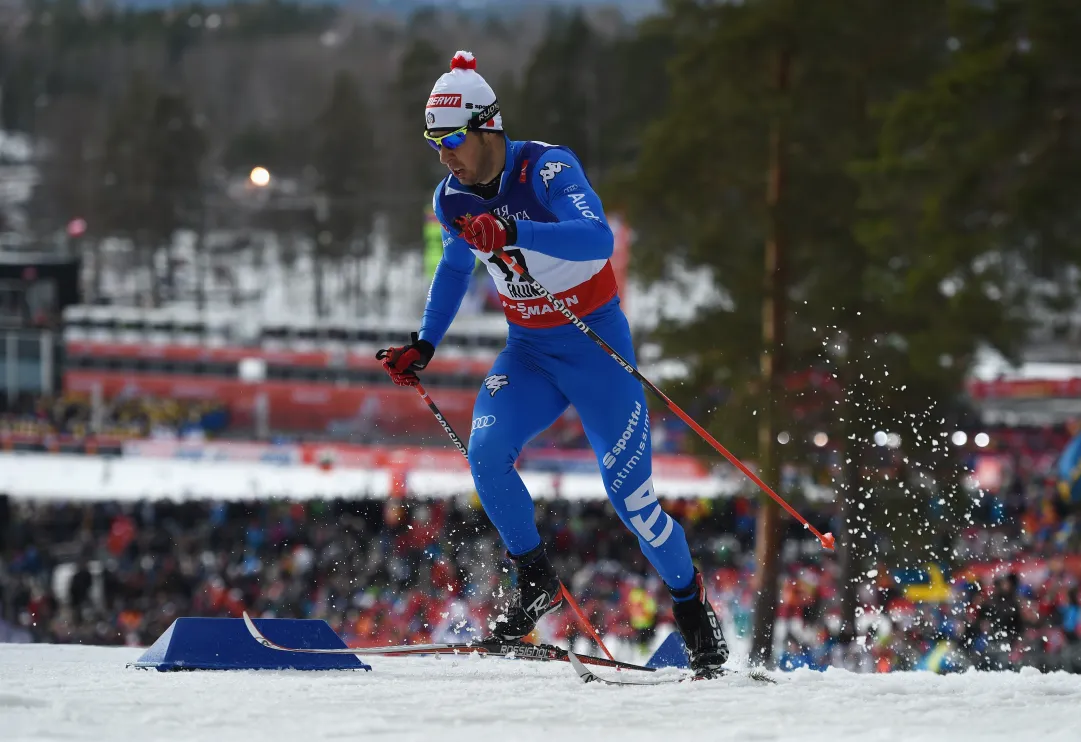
[2,480,1078,672]
[0,393,229,441]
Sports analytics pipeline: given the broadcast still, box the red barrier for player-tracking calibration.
[64,370,477,436]
[966,377,1081,399]
[64,341,494,376]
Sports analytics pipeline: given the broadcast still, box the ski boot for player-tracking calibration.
[669,568,730,678]
[486,544,565,641]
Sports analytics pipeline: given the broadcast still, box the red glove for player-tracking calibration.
[375,332,435,387]
[458,213,517,254]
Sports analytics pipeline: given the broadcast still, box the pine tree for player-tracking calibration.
[310,70,374,317]
[516,10,607,173]
[388,37,447,252]
[611,0,1038,662]
[97,75,206,306]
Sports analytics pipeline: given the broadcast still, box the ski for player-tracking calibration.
[567,651,777,686]
[241,611,656,673]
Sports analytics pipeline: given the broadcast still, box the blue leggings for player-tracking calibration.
[467,298,695,591]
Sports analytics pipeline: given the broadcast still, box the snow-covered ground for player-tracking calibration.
[2,645,1080,742]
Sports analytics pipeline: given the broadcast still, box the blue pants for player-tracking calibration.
[467,298,696,590]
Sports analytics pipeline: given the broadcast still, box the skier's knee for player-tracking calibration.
[467,423,516,477]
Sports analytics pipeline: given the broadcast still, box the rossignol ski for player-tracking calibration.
[241,612,654,673]
[566,651,777,686]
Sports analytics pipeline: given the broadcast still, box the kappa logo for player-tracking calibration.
[471,415,497,431]
[538,161,571,190]
[427,94,462,108]
[483,374,509,397]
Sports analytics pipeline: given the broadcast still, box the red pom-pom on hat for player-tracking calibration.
[449,51,477,71]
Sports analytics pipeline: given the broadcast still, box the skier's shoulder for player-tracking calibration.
[513,139,583,170]
[514,141,588,200]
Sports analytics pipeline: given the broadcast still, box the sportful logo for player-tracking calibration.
[427,94,463,108]
[611,413,649,492]
[471,415,497,431]
[483,374,509,397]
[538,161,571,191]
[603,402,642,469]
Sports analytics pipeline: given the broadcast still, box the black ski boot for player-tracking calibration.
[486,545,565,641]
[669,568,730,678]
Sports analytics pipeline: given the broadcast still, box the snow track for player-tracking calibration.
[2,645,1079,742]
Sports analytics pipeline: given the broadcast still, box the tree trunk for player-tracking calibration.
[750,45,791,666]
[313,253,324,320]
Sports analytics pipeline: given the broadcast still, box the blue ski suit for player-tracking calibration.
[420,138,695,591]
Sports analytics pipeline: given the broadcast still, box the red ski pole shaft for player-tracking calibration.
[492,247,835,551]
[414,382,469,459]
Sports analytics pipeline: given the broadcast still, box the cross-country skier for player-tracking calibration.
[378,51,728,677]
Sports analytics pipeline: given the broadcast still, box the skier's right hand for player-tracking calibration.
[376,332,435,387]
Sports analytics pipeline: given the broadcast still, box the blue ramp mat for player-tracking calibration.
[131,617,371,672]
[646,631,691,670]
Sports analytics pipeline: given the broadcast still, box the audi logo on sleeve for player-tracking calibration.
[471,415,497,431]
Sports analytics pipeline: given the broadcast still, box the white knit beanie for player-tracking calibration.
[425,51,503,132]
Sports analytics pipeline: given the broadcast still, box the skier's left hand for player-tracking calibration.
[458,213,516,254]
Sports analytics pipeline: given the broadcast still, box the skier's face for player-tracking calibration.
[436,131,497,185]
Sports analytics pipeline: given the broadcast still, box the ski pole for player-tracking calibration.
[414,382,469,459]
[491,247,835,551]
[401,381,619,659]
[374,343,469,457]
